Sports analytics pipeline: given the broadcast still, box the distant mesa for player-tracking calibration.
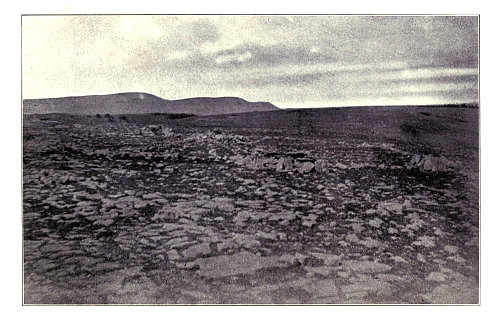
[22,92,280,116]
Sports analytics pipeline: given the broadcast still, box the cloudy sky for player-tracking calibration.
[22,15,478,108]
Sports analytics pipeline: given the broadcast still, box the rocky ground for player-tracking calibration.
[23,114,479,304]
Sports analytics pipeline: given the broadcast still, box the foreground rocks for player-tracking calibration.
[22,115,479,304]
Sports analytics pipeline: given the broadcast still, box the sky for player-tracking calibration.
[22,15,479,108]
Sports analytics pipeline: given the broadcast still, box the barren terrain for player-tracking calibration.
[23,106,479,304]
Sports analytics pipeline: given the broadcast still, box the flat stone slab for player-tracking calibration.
[182,242,212,259]
[426,271,447,282]
[422,278,478,304]
[342,278,393,297]
[194,251,288,278]
[339,260,392,273]
[303,279,339,298]
[311,252,343,266]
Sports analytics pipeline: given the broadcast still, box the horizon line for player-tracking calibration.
[21,91,479,109]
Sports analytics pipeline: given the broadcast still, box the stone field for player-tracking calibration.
[22,110,479,304]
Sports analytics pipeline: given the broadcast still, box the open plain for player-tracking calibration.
[22,105,479,304]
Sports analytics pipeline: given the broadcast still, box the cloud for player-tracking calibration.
[395,67,478,80]
[215,51,253,65]
[117,16,166,40]
[188,18,221,44]
[22,15,478,107]
[381,81,477,94]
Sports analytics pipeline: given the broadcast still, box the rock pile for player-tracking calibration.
[230,150,328,174]
[186,130,252,146]
[135,125,175,137]
[406,154,456,172]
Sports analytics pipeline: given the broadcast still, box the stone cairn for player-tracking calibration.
[231,150,328,174]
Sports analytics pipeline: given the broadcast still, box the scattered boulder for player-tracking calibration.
[426,271,447,282]
[345,234,360,243]
[164,151,180,161]
[298,162,315,174]
[162,127,174,137]
[359,237,382,248]
[406,154,456,172]
[377,199,411,215]
[444,245,459,254]
[93,218,115,227]
[390,256,409,264]
[412,235,436,248]
[368,218,383,228]
[167,249,181,261]
[149,125,163,134]
[302,214,318,227]
[314,159,328,173]
[136,126,154,136]
[233,210,252,223]
[268,211,297,225]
